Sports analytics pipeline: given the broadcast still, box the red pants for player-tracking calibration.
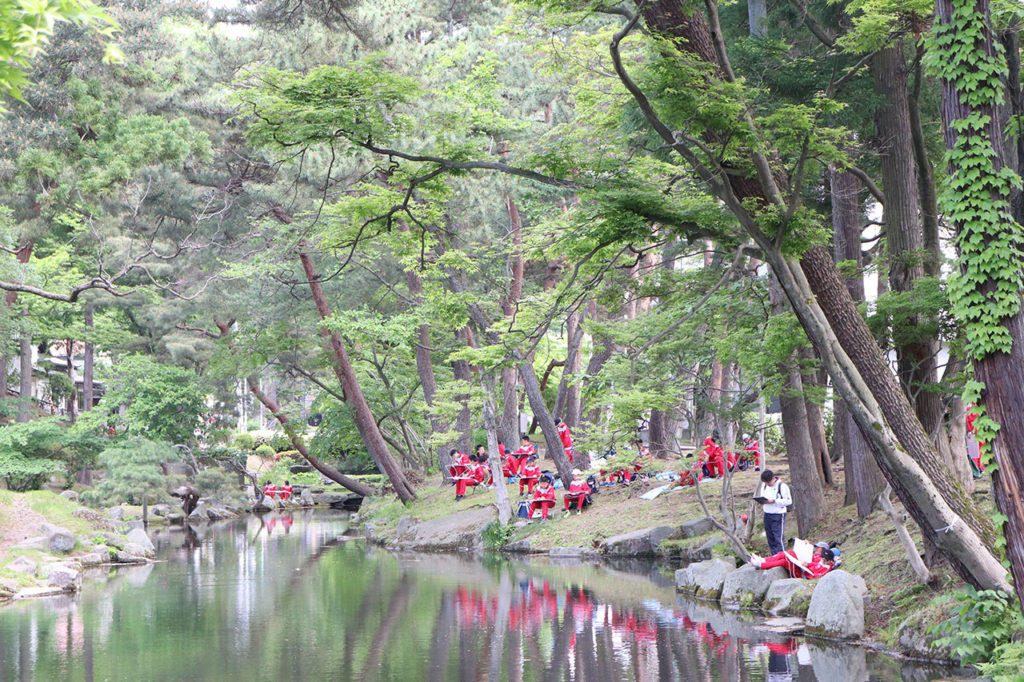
[705,458,725,477]
[520,477,538,494]
[530,500,554,519]
[565,447,574,463]
[564,494,586,511]
[513,457,530,474]
[455,478,477,496]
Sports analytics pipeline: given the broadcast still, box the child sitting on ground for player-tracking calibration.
[518,456,541,496]
[563,469,592,515]
[530,475,556,522]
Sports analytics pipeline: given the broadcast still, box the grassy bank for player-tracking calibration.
[362,450,981,647]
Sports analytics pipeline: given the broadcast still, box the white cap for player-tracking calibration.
[572,469,582,477]
[742,433,750,440]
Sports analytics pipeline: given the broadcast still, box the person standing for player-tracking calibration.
[554,418,574,463]
[758,469,791,555]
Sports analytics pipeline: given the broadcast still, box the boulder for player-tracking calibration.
[125,528,156,556]
[763,578,815,617]
[151,504,171,517]
[41,523,76,553]
[300,487,314,506]
[720,565,788,609]
[386,506,495,552]
[675,558,737,599]
[11,536,50,551]
[122,542,154,559]
[504,539,531,552]
[684,536,729,562]
[363,522,377,541]
[79,553,104,566]
[8,556,38,576]
[679,517,715,538]
[192,501,209,520]
[549,547,600,560]
[289,464,312,474]
[253,497,277,512]
[166,512,185,524]
[107,507,125,522]
[100,532,126,550]
[311,493,346,506]
[47,565,81,591]
[896,609,957,661]
[601,526,680,556]
[113,551,147,564]
[805,570,866,639]
[396,516,417,537]
[0,578,19,595]
[59,490,79,502]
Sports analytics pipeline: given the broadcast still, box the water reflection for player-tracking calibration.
[0,511,962,681]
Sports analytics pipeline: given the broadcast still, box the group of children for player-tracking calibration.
[448,432,594,520]
[262,480,293,501]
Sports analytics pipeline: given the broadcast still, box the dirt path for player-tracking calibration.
[0,496,46,556]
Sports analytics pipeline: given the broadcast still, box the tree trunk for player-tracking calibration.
[83,303,94,412]
[518,359,573,484]
[246,376,374,497]
[934,0,1024,608]
[17,332,31,422]
[481,373,511,525]
[831,165,886,512]
[452,327,473,456]
[801,357,833,486]
[873,42,946,435]
[298,249,416,503]
[500,192,526,446]
[878,484,933,584]
[747,0,767,37]
[648,408,667,456]
[500,367,519,445]
[552,310,584,422]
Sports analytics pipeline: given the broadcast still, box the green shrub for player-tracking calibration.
[194,466,243,502]
[482,521,514,550]
[233,433,255,451]
[979,641,1024,682]
[257,459,320,487]
[269,433,292,452]
[254,444,275,458]
[929,587,1024,664]
[82,438,177,507]
[277,449,300,460]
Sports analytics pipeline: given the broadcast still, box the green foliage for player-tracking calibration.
[928,586,1024,664]
[269,433,292,453]
[978,641,1024,682]
[233,433,256,451]
[82,438,177,507]
[256,459,320,487]
[925,1,1024,360]
[194,466,242,502]
[254,444,276,459]
[89,355,206,446]
[0,417,105,490]
[481,521,514,550]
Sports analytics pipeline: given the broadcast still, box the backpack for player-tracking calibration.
[516,501,530,519]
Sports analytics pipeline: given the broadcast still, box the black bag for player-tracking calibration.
[516,501,530,519]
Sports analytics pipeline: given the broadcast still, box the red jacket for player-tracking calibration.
[519,463,540,480]
[557,423,573,449]
[452,451,471,467]
[759,550,832,579]
[700,437,724,463]
[532,485,555,503]
[498,442,506,457]
[745,439,760,454]
[512,443,537,457]
[566,480,591,496]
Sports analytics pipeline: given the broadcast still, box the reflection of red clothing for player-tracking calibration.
[759,550,832,579]
[530,485,555,519]
[563,480,591,511]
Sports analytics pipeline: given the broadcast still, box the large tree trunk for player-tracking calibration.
[831,165,886,513]
[452,327,473,456]
[246,376,374,497]
[638,0,1007,590]
[772,277,826,536]
[500,192,526,446]
[481,373,512,525]
[17,332,31,422]
[934,0,1024,607]
[83,303,94,412]
[552,310,584,422]
[873,42,946,435]
[800,355,833,486]
[518,358,573,484]
[298,249,416,503]
[648,408,667,456]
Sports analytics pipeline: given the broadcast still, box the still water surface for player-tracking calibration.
[0,511,960,681]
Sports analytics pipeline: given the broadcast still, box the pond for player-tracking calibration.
[0,511,962,681]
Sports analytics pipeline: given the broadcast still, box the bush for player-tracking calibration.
[233,433,255,451]
[254,444,276,458]
[277,449,300,460]
[269,433,292,452]
[81,438,177,507]
[929,587,1024,664]
[257,459,321,487]
[194,466,243,502]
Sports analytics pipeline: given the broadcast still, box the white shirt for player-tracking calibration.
[762,480,791,514]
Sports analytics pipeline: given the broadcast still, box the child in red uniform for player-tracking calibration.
[279,480,293,501]
[510,436,537,475]
[699,437,725,478]
[530,476,556,521]
[449,449,471,479]
[741,433,761,471]
[498,440,518,481]
[749,540,839,579]
[263,482,278,500]
[474,445,493,486]
[455,454,483,500]
[554,418,574,463]
[563,470,592,514]
[518,456,541,496]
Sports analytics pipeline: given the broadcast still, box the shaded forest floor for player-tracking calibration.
[365,447,988,644]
